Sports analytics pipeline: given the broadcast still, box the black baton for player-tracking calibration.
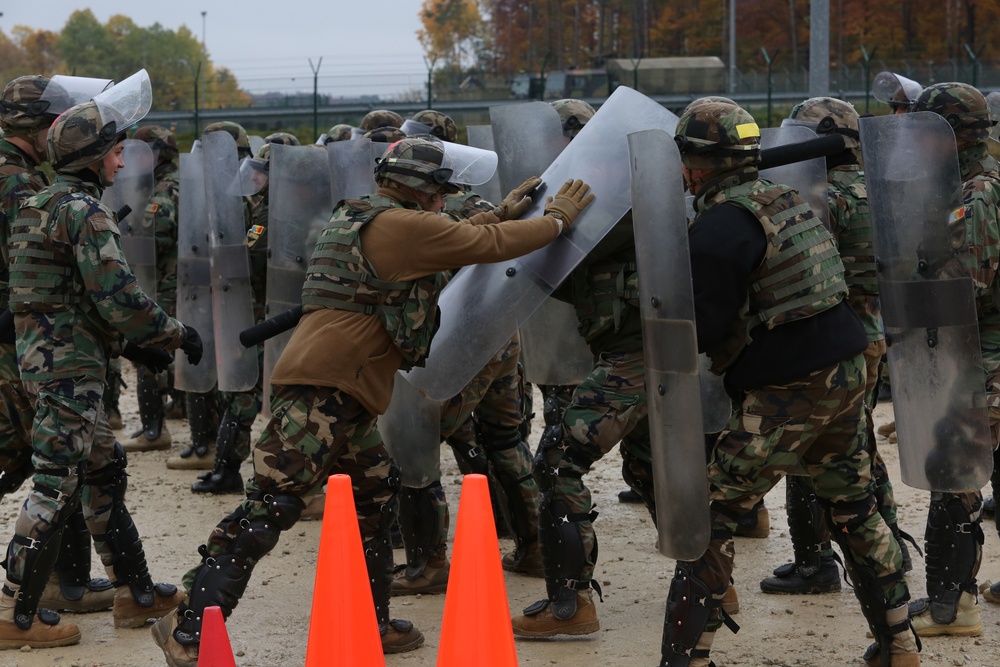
[239,305,304,348]
[758,134,846,170]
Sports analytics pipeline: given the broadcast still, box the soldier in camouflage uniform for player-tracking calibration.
[151,137,593,665]
[0,83,205,648]
[904,83,999,636]
[190,121,263,494]
[359,109,404,132]
[656,101,917,667]
[760,98,914,596]
[391,111,545,596]
[0,74,120,630]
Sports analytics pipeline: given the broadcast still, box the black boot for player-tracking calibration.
[191,464,244,494]
[123,368,170,452]
[191,410,246,494]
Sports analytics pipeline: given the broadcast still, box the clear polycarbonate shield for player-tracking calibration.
[700,354,732,434]
[328,138,377,203]
[519,299,593,385]
[438,141,497,186]
[860,111,992,492]
[102,139,156,297]
[380,374,444,487]
[248,135,265,155]
[92,69,152,129]
[40,75,113,115]
[404,86,679,400]
[399,118,433,137]
[491,101,569,195]
[873,71,923,106]
[202,130,259,392]
[465,125,503,205]
[174,151,218,393]
[628,129,710,560]
[264,144,333,398]
[761,125,829,229]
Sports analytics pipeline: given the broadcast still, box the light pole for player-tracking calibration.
[309,57,323,142]
[200,11,207,108]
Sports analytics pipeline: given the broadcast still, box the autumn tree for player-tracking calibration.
[419,0,487,71]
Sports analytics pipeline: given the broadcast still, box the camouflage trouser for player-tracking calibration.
[694,354,908,631]
[218,345,263,464]
[184,384,395,590]
[7,378,120,582]
[550,349,650,583]
[0,343,34,496]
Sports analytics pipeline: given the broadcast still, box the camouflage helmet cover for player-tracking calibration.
[360,109,404,131]
[674,101,761,172]
[47,101,126,173]
[133,124,178,158]
[1,75,61,133]
[375,137,459,195]
[408,109,458,142]
[788,96,861,151]
[264,131,300,146]
[910,82,995,146]
[549,98,596,138]
[365,126,407,143]
[682,96,737,114]
[327,124,354,142]
[203,121,252,157]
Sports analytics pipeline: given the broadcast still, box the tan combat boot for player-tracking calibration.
[299,492,326,521]
[123,423,172,452]
[107,408,124,430]
[734,501,770,538]
[511,589,600,637]
[113,584,185,629]
[151,611,199,667]
[877,420,896,438]
[381,618,424,654]
[502,541,544,577]
[910,590,982,637]
[391,555,450,596]
[981,580,1000,604]
[0,584,81,649]
[38,572,115,613]
[721,583,740,615]
[166,442,216,470]
[865,603,921,666]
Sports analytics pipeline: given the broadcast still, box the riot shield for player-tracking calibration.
[519,299,593,386]
[379,374,444,488]
[404,86,679,400]
[465,125,503,205]
[102,139,157,297]
[264,144,334,397]
[202,130,259,392]
[491,102,569,195]
[761,125,829,229]
[860,111,992,492]
[328,138,377,203]
[628,129,710,560]
[700,354,732,434]
[174,152,218,393]
[249,135,265,155]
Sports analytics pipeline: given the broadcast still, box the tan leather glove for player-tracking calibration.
[544,179,595,231]
[493,176,542,221]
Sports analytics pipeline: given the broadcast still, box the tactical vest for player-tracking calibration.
[829,169,877,296]
[569,216,639,344]
[301,194,444,370]
[702,178,848,373]
[8,183,87,312]
[0,144,47,312]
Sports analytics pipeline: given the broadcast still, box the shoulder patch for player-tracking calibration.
[949,206,966,225]
[246,224,265,246]
[145,203,159,213]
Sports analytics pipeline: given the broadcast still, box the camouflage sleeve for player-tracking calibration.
[70,200,185,350]
[953,179,1000,293]
[151,181,178,317]
[827,184,847,246]
[443,191,497,223]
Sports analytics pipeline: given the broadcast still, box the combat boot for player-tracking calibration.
[734,500,769,538]
[983,496,995,518]
[877,420,896,438]
[165,442,215,471]
[113,583,185,629]
[168,392,218,470]
[721,582,740,615]
[909,591,982,637]
[391,555,450,596]
[123,370,172,452]
[151,611,199,667]
[38,572,115,613]
[512,589,599,637]
[502,541,544,577]
[0,586,81,649]
[191,465,244,494]
[299,492,326,521]
[760,556,841,594]
[107,407,124,430]
[863,604,921,667]
[381,619,424,654]
[979,580,1000,604]
[618,488,643,503]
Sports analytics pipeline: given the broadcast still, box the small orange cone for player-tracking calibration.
[437,473,518,667]
[305,474,385,667]
[197,606,236,667]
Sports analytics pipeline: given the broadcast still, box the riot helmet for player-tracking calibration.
[787,97,861,152]
[549,99,595,138]
[674,101,761,172]
[203,121,252,158]
[910,82,995,147]
[264,131,300,146]
[365,126,406,143]
[401,110,458,142]
[133,125,179,162]
[375,137,459,195]
[360,109,404,131]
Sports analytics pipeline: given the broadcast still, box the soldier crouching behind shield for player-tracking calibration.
[658,101,918,667]
[151,136,595,665]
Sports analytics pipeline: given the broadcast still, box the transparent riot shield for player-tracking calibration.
[700,354,732,434]
[249,135,265,155]
[519,299,593,386]
[264,144,334,395]
[174,151,218,393]
[628,129,710,560]
[860,111,992,492]
[491,101,569,195]
[405,87,679,401]
[761,125,829,229]
[102,139,156,297]
[202,130,259,392]
[466,125,503,205]
[379,374,444,488]
[328,138,377,203]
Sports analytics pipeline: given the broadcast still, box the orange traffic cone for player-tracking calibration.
[305,474,384,667]
[197,606,236,667]
[437,473,518,667]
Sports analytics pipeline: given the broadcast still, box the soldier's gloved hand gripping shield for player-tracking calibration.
[102,139,156,296]
[860,111,993,492]
[174,148,218,393]
[202,130,258,392]
[628,129,710,561]
[404,87,679,400]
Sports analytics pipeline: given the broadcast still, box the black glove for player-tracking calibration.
[122,341,173,374]
[181,325,204,365]
[0,310,14,345]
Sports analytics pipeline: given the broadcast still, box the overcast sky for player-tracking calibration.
[1,1,429,86]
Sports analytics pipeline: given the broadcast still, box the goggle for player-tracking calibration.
[0,99,52,117]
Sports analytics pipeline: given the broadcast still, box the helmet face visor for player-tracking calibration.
[873,72,922,106]
[93,69,152,131]
[41,75,114,116]
[400,119,434,137]
[435,141,498,186]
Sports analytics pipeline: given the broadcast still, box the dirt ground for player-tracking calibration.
[1,367,999,667]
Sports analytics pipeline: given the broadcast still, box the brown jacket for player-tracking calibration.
[270,187,562,415]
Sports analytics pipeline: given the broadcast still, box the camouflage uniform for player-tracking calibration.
[659,102,915,667]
